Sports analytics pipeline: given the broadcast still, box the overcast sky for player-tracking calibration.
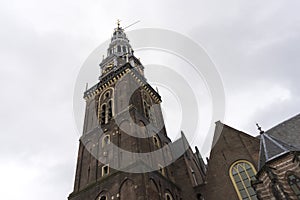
[0,0,300,199]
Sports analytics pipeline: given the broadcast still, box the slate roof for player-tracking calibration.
[258,132,299,170]
[266,114,300,148]
[258,114,300,171]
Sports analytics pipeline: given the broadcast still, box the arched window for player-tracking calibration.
[153,135,160,148]
[99,196,107,200]
[117,45,121,52]
[122,46,127,53]
[165,192,173,200]
[102,135,110,147]
[229,160,258,200]
[102,164,109,176]
[287,174,300,198]
[98,88,114,125]
[97,192,109,200]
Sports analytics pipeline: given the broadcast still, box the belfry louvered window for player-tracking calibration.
[99,89,114,125]
[287,174,300,199]
[107,100,113,120]
[230,160,258,200]
[100,104,106,125]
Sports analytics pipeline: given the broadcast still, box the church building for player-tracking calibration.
[68,23,300,200]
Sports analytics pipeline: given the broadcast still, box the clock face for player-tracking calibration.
[103,63,113,74]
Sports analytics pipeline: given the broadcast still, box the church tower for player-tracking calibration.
[68,22,206,200]
[68,22,300,200]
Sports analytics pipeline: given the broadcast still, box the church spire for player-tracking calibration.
[258,126,299,170]
[99,21,135,76]
[108,21,132,57]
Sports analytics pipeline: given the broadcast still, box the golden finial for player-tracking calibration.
[117,19,121,28]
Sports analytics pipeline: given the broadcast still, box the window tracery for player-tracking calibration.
[99,88,114,125]
[229,160,258,200]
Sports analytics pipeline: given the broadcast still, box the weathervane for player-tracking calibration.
[115,19,140,30]
[256,123,264,134]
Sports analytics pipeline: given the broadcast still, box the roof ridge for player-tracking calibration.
[266,113,300,133]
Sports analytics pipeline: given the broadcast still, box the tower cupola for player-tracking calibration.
[99,21,136,76]
[107,23,133,57]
